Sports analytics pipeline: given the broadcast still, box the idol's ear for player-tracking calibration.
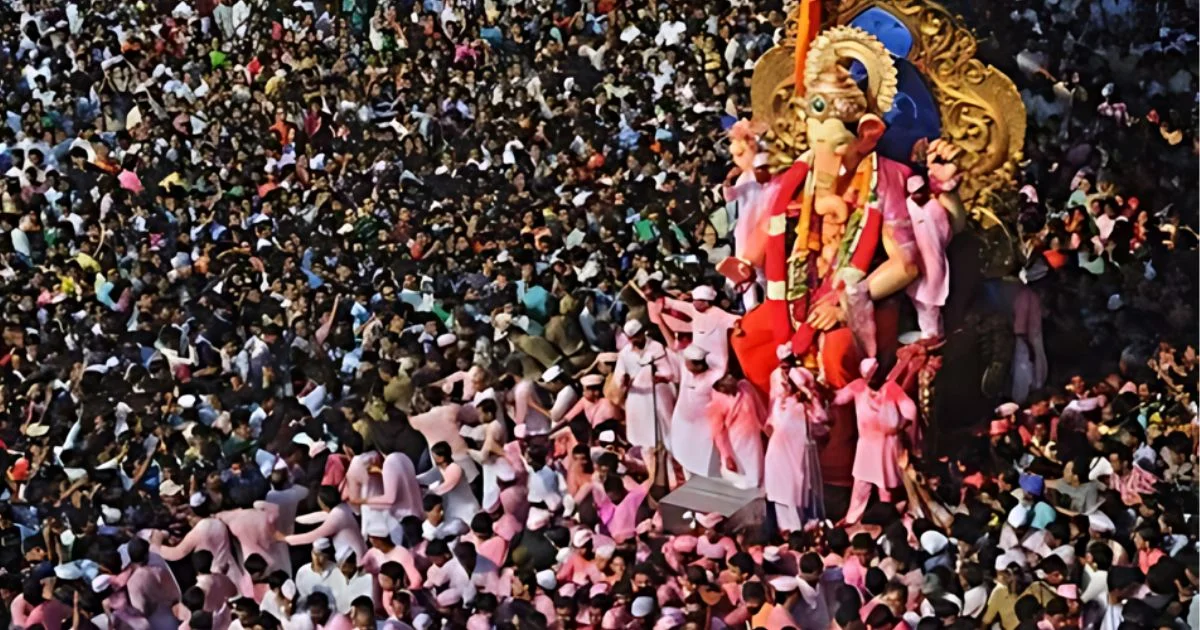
[854,114,886,153]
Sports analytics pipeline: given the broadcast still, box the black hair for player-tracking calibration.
[127,538,150,565]
[192,550,214,574]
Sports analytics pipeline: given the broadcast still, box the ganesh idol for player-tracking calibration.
[719,23,972,482]
[727,24,965,390]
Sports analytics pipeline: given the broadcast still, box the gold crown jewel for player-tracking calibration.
[803,26,899,118]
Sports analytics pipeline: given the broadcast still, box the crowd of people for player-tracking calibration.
[0,0,1197,627]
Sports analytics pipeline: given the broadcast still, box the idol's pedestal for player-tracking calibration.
[658,476,766,534]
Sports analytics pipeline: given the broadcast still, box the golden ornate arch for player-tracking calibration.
[751,0,1026,210]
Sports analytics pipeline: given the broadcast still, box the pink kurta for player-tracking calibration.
[708,380,766,489]
[157,518,243,590]
[344,452,384,506]
[410,404,479,481]
[198,573,240,612]
[362,546,423,590]
[508,379,552,435]
[287,504,367,562]
[363,452,425,525]
[906,196,951,307]
[613,339,677,449]
[428,461,481,525]
[126,563,183,629]
[662,298,739,373]
[217,504,290,575]
[726,174,780,262]
[463,532,509,569]
[834,380,915,489]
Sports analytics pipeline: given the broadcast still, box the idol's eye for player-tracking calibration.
[810,96,826,114]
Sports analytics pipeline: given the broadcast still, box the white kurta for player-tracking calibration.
[764,367,826,529]
[662,298,739,374]
[476,420,512,511]
[613,340,677,449]
[670,366,723,477]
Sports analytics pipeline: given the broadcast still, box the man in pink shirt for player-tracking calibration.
[126,539,185,630]
[218,501,290,574]
[409,393,480,483]
[154,501,243,590]
[281,487,367,564]
[360,521,422,591]
[193,550,239,612]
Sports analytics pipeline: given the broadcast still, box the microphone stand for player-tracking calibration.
[648,352,670,498]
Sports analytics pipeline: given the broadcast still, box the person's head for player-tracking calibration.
[799,552,823,584]
[306,592,332,625]
[432,441,453,466]
[350,596,374,630]
[728,552,755,583]
[378,562,406,593]
[426,539,451,567]
[741,581,767,614]
[1040,555,1068,586]
[1133,527,1159,551]
[1086,542,1114,571]
[477,399,497,422]
[127,538,150,566]
[317,485,341,511]
[191,550,215,575]
[424,493,444,522]
[310,541,335,568]
[880,582,907,616]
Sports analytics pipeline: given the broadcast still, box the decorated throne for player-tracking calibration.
[724,0,1026,474]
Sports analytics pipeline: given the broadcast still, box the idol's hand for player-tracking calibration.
[926,139,962,192]
[807,293,844,331]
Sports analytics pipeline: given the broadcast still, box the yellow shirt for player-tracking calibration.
[984,584,1020,630]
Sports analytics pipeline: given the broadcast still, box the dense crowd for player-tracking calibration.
[0,0,1196,628]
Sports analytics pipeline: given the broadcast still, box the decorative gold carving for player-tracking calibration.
[751,0,1026,209]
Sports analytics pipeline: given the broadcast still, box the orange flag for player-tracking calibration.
[793,0,822,95]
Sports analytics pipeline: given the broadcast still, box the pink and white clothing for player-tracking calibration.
[125,562,183,630]
[422,461,481,525]
[661,298,739,373]
[157,517,244,591]
[835,365,916,524]
[905,195,952,338]
[410,403,480,482]
[343,452,385,507]
[670,363,724,478]
[708,379,767,489]
[613,339,677,449]
[765,366,826,531]
[362,452,425,536]
[217,503,290,575]
[286,503,367,563]
[362,545,423,590]
[726,173,780,310]
[507,378,552,435]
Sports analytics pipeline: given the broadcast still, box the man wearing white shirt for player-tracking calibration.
[295,540,344,605]
[333,549,373,613]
